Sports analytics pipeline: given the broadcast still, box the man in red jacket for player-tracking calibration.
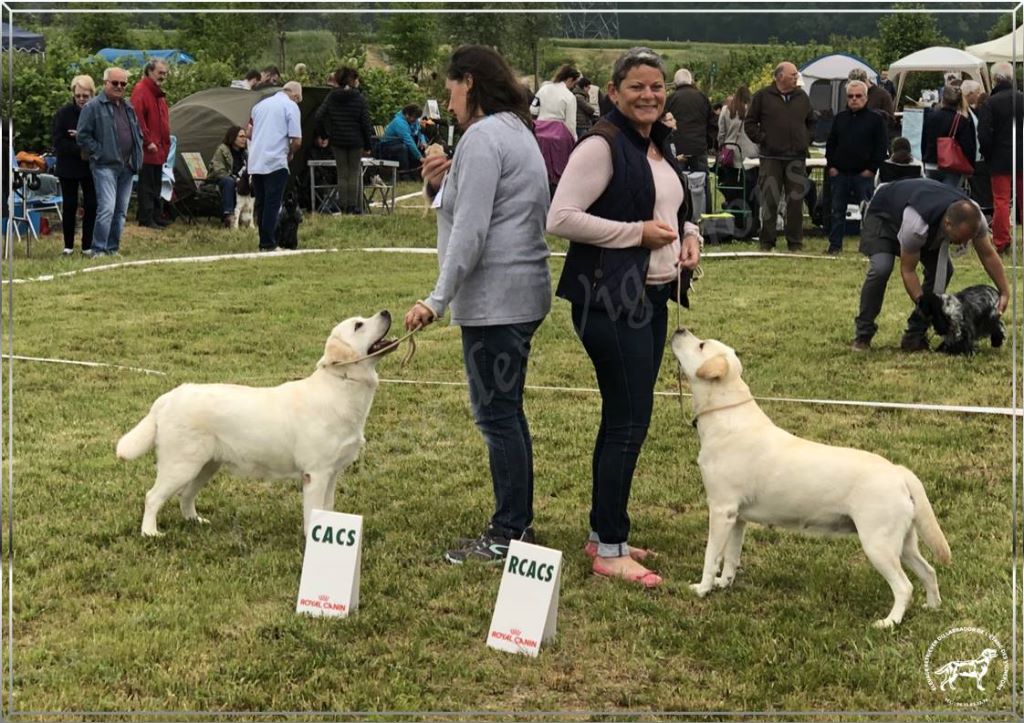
[130,59,171,229]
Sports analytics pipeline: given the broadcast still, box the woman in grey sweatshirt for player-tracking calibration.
[404,45,551,565]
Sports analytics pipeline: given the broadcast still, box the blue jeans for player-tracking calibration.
[251,169,289,250]
[218,176,237,215]
[91,164,134,254]
[460,319,543,538]
[828,172,874,251]
[571,284,671,556]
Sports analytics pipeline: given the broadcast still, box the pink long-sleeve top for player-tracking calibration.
[546,135,700,285]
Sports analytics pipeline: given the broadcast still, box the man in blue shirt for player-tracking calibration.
[248,82,302,251]
[380,104,424,176]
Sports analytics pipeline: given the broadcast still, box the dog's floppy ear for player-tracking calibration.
[318,336,358,368]
[696,354,729,381]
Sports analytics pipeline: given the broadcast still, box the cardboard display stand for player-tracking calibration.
[296,510,363,618]
[487,540,562,657]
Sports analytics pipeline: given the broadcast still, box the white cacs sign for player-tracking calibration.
[295,510,362,618]
[486,540,562,657]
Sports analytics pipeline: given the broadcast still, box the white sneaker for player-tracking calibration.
[61,248,74,256]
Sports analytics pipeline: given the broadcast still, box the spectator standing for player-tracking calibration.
[51,74,97,256]
[852,178,1008,351]
[130,59,171,229]
[252,65,282,90]
[879,69,897,99]
[573,76,597,135]
[825,79,887,254]
[547,47,701,588]
[922,85,976,188]
[961,79,992,212]
[207,125,248,227]
[978,61,1024,255]
[534,65,580,140]
[744,61,815,251]
[75,67,142,257]
[403,45,551,566]
[248,81,302,252]
[381,104,424,176]
[717,85,760,238]
[877,136,923,183]
[665,68,716,173]
[314,66,373,215]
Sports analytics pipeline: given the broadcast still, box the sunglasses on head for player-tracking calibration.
[107,80,127,88]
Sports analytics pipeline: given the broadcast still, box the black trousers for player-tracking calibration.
[136,163,163,224]
[58,175,96,251]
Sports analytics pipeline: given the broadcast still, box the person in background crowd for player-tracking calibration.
[51,74,97,256]
[381,104,425,177]
[534,64,580,140]
[597,83,614,116]
[717,84,760,239]
[314,66,373,215]
[879,69,897,99]
[824,79,887,255]
[573,76,598,135]
[76,66,143,257]
[852,177,1008,352]
[744,61,815,252]
[252,65,282,90]
[243,69,261,89]
[922,85,976,188]
[248,81,302,251]
[207,125,248,228]
[978,61,1024,255]
[403,45,551,566]
[849,68,895,131]
[547,47,702,589]
[292,63,310,84]
[961,79,992,213]
[665,68,716,174]
[877,136,923,183]
[130,59,171,229]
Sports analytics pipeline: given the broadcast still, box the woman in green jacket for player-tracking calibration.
[207,125,248,227]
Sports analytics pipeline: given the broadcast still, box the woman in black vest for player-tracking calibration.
[51,74,98,255]
[922,85,976,189]
[547,47,702,588]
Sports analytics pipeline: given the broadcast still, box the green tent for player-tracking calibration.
[169,85,330,208]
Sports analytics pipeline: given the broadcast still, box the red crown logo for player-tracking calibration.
[510,628,522,636]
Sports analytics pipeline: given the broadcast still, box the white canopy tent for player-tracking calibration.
[889,46,990,106]
[965,26,1023,63]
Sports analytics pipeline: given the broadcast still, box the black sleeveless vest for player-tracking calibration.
[867,178,968,251]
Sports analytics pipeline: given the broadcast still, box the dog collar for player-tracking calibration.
[691,397,756,428]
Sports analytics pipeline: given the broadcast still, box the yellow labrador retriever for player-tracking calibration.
[671,328,951,628]
[117,312,395,537]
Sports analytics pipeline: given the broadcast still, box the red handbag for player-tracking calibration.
[936,113,974,176]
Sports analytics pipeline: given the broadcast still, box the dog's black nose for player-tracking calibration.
[380,310,391,320]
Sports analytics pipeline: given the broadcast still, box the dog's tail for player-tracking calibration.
[116,400,161,461]
[904,469,952,564]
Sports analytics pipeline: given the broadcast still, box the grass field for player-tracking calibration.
[1,191,1020,720]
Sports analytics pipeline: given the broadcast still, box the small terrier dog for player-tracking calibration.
[274,193,302,250]
[920,285,1004,356]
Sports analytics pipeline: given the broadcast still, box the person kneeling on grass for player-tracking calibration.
[852,177,1009,352]
[403,45,551,566]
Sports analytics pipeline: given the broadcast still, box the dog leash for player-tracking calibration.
[690,397,756,428]
[332,325,422,369]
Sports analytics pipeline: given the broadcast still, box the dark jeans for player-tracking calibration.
[136,162,163,224]
[58,175,96,251]
[572,284,671,552]
[251,169,289,250]
[217,176,237,215]
[855,214,953,342]
[461,319,544,538]
[828,172,874,251]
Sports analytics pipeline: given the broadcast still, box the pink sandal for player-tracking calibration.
[583,540,657,563]
[591,558,663,589]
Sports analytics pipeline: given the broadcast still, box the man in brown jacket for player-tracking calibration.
[744,61,815,251]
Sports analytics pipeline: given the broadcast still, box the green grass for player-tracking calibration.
[1,200,1020,720]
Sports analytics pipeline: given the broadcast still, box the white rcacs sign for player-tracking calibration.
[487,540,562,657]
[296,510,363,618]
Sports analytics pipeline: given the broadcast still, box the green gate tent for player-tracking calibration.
[168,85,330,209]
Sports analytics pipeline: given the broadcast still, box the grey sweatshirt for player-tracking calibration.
[425,112,552,326]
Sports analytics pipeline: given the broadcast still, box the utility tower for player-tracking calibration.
[563,2,620,40]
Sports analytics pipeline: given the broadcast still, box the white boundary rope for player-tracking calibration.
[1,354,166,376]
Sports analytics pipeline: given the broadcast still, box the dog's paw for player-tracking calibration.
[872,617,897,629]
[689,583,712,597]
[185,514,211,525]
[713,574,734,589]
[141,528,164,538]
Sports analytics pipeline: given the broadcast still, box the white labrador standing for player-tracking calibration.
[117,312,395,537]
[671,328,951,628]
